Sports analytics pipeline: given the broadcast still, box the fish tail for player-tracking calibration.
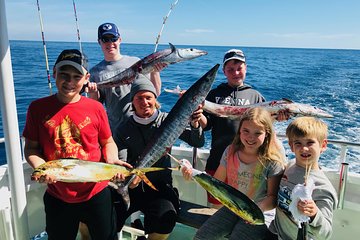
[138,174,158,191]
[114,180,131,210]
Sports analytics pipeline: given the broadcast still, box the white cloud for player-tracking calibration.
[185,29,214,33]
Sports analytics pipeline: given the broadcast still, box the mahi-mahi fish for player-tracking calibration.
[203,98,333,119]
[96,43,208,88]
[170,155,265,225]
[31,159,166,190]
[117,64,219,207]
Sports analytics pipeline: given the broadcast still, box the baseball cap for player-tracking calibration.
[55,49,88,75]
[98,23,120,39]
[130,75,157,100]
[223,49,246,65]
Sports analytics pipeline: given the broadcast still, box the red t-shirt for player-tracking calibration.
[23,95,112,203]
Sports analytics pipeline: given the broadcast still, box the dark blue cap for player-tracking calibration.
[98,23,120,39]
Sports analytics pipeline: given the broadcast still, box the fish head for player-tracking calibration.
[176,47,208,60]
[31,165,49,181]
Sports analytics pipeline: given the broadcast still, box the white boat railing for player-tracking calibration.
[2,136,360,165]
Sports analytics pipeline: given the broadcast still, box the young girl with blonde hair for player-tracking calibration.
[193,107,285,240]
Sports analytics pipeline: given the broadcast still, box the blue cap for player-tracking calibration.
[98,23,120,39]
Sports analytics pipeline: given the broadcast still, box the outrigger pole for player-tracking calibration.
[72,0,83,53]
[0,0,30,239]
[36,0,52,95]
[154,0,179,52]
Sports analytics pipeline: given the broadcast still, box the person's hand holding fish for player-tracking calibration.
[179,159,194,181]
[151,62,168,73]
[297,199,318,219]
[190,103,205,129]
[271,109,291,121]
[129,176,142,189]
[32,172,57,184]
[111,159,133,182]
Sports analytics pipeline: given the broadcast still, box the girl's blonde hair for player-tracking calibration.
[232,107,285,165]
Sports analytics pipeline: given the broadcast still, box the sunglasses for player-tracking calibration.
[101,37,119,43]
[223,51,245,61]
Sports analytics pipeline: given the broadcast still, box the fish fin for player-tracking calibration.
[62,164,77,170]
[168,167,181,171]
[139,174,158,191]
[169,43,176,52]
[114,181,131,210]
[282,98,294,103]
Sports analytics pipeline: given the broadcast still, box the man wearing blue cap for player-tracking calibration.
[88,22,167,132]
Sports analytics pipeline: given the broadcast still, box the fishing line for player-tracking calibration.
[72,0,83,53]
[36,0,52,95]
[154,0,179,52]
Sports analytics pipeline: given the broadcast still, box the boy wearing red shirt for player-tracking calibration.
[23,49,130,240]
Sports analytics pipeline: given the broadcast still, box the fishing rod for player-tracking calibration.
[36,0,52,95]
[72,0,83,53]
[154,0,179,52]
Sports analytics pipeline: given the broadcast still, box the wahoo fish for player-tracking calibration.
[31,159,165,190]
[169,155,264,225]
[118,64,219,207]
[203,98,333,119]
[96,43,208,88]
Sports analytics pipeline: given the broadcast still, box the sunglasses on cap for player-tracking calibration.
[101,37,119,43]
[223,51,245,61]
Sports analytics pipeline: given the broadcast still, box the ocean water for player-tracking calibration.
[1,40,360,172]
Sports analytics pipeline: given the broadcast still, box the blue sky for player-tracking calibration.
[5,0,360,49]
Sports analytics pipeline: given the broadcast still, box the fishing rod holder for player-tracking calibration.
[192,147,198,169]
[337,162,349,209]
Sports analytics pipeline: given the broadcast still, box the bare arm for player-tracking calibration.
[257,174,282,212]
[100,136,132,181]
[150,62,167,96]
[24,138,57,183]
[213,164,227,182]
[99,136,132,168]
[24,138,46,169]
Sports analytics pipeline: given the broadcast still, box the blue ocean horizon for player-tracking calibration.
[1,40,360,172]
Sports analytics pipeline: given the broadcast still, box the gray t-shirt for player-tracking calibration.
[90,55,145,131]
[220,145,284,204]
[269,161,338,240]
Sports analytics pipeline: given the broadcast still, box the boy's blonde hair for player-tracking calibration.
[286,117,328,143]
[232,107,285,164]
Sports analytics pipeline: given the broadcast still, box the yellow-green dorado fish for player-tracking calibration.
[171,156,264,225]
[193,171,264,225]
[31,159,166,190]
